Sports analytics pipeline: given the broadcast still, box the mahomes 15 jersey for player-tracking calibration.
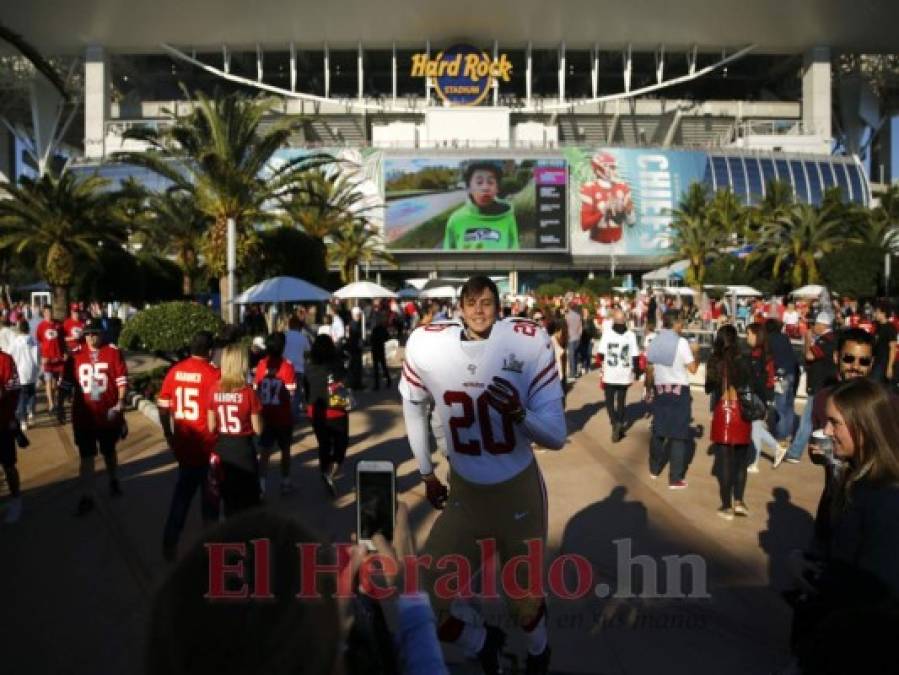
[400,318,562,485]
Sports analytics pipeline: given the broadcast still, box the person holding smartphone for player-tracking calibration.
[400,275,566,675]
[207,344,262,517]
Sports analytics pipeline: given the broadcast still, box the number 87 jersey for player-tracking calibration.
[400,318,563,485]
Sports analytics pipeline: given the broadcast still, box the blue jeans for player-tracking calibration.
[568,340,580,377]
[163,464,220,549]
[773,373,796,441]
[649,434,690,482]
[16,383,36,421]
[751,419,779,464]
[786,397,814,461]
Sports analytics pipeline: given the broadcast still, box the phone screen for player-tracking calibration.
[357,470,395,542]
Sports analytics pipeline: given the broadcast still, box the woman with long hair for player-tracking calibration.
[705,324,753,519]
[787,378,899,673]
[745,322,781,472]
[306,334,351,497]
[207,344,263,516]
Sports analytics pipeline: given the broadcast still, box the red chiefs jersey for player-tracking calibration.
[157,356,221,467]
[210,385,261,437]
[0,351,21,428]
[579,179,635,244]
[63,318,85,351]
[253,356,296,428]
[36,319,66,369]
[62,344,128,430]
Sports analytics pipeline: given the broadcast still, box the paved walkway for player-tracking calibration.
[0,367,820,675]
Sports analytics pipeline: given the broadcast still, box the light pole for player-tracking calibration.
[227,217,236,325]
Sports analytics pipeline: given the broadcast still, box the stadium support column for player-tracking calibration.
[0,129,12,183]
[509,271,518,295]
[802,47,831,141]
[84,45,108,159]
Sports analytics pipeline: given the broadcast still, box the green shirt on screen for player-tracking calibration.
[443,200,519,250]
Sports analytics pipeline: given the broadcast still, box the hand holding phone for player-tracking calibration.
[356,460,396,552]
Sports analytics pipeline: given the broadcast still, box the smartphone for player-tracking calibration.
[356,460,396,551]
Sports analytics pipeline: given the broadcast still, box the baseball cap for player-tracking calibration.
[83,318,104,334]
[815,312,834,327]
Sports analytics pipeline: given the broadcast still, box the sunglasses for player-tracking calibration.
[841,354,872,366]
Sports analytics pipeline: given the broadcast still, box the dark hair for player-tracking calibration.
[463,161,502,186]
[874,300,893,316]
[764,318,783,335]
[837,327,875,353]
[190,331,214,358]
[459,275,500,311]
[310,334,337,364]
[712,324,741,383]
[16,319,29,334]
[662,309,682,329]
[265,331,285,359]
[746,322,769,358]
[147,511,339,675]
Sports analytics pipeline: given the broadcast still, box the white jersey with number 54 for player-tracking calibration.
[400,318,562,484]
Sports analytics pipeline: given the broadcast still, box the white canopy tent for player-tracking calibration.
[790,284,827,299]
[333,281,397,299]
[233,276,331,304]
[419,285,458,299]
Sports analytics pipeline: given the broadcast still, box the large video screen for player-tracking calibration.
[383,157,567,251]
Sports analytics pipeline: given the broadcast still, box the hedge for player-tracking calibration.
[119,302,224,354]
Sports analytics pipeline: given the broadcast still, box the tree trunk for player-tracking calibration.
[219,275,230,323]
[182,272,192,298]
[52,285,69,318]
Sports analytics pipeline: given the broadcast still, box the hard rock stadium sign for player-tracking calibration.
[410,43,513,106]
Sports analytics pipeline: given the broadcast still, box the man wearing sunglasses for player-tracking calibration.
[784,328,874,465]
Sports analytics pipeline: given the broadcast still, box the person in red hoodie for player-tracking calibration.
[58,318,128,516]
[36,306,65,414]
[63,302,85,354]
[254,332,297,497]
[0,349,21,523]
[157,331,221,561]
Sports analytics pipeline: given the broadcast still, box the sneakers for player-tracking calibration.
[109,479,123,498]
[75,495,95,517]
[717,506,734,521]
[4,497,22,524]
[733,501,749,517]
[784,457,800,464]
[477,625,507,675]
[668,480,688,490]
[773,441,789,468]
[19,420,27,432]
[747,462,760,474]
[525,645,552,675]
[649,472,660,480]
[280,478,294,495]
[611,423,623,443]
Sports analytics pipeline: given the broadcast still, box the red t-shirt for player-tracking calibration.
[0,352,21,428]
[63,318,85,351]
[210,385,261,437]
[157,356,221,467]
[62,345,128,430]
[253,356,296,429]
[36,319,66,369]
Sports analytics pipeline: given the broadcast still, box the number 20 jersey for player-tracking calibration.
[400,318,562,485]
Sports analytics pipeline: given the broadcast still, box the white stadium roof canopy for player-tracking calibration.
[5,0,899,54]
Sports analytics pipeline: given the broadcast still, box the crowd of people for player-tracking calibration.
[1,280,897,675]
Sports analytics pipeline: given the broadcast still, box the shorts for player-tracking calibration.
[260,426,292,451]
[43,369,62,383]
[0,430,15,466]
[74,427,120,459]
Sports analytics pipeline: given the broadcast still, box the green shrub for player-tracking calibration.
[130,365,170,400]
[119,302,223,353]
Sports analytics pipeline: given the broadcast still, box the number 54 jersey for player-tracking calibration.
[400,318,562,485]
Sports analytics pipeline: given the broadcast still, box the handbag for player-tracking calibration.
[710,371,752,445]
[738,386,768,422]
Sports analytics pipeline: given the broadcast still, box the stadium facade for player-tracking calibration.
[4,0,897,290]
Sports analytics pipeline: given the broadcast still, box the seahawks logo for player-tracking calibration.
[463,228,501,242]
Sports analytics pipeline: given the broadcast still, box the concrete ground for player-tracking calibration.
[0,363,820,675]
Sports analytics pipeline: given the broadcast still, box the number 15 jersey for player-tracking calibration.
[157,356,221,467]
[400,318,562,485]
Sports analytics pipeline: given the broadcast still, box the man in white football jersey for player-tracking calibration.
[597,309,639,443]
[400,275,566,675]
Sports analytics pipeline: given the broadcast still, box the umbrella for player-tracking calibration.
[663,286,696,296]
[725,285,762,297]
[419,285,458,299]
[790,284,826,299]
[233,276,331,304]
[333,281,397,299]
[397,287,420,299]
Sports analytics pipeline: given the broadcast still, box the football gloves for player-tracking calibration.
[423,474,448,510]
[486,376,526,423]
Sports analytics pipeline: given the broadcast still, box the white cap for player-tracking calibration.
[351,306,362,317]
[252,336,265,350]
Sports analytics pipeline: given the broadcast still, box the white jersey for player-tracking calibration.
[400,318,562,484]
[597,329,639,385]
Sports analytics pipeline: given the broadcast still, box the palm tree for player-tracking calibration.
[0,172,125,311]
[667,182,723,287]
[283,168,375,240]
[750,203,846,287]
[115,90,328,319]
[329,218,396,284]
[708,188,748,242]
[136,190,209,296]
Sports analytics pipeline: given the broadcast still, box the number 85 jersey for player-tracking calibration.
[400,318,563,485]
